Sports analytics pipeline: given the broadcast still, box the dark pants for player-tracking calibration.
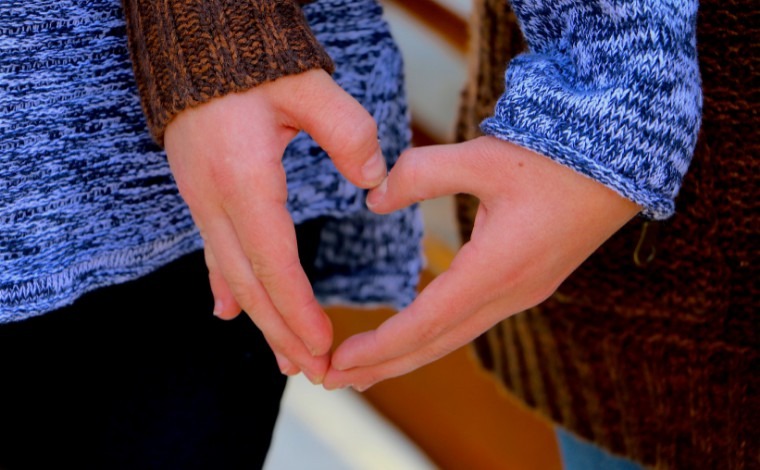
[0,220,323,470]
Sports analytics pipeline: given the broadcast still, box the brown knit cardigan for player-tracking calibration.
[457,1,759,469]
[121,0,331,145]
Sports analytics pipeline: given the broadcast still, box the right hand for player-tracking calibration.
[164,69,386,384]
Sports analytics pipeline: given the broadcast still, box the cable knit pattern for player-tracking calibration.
[481,0,702,219]
[0,0,422,322]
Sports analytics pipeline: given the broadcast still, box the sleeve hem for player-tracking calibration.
[123,0,335,145]
[480,119,675,220]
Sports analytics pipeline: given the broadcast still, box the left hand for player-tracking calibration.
[323,136,640,391]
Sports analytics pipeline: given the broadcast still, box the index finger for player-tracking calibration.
[241,205,332,356]
[329,239,500,371]
[223,161,333,356]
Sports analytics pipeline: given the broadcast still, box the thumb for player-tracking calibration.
[366,139,491,214]
[279,70,386,188]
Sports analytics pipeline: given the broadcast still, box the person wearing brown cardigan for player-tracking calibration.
[462,2,757,468]
[324,1,757,469]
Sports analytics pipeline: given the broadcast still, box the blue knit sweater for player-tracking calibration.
[483,0,702,219]
[0,0,701,322]
[0,0,422,322]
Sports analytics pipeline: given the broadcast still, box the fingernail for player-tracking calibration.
[304,370,324,386]
[331,361,348,372]
[361,149,387,187]
[212,299,223,317]
[365,177,387,208]
[352,384,371,393]
[281,365,299,376]
[332,385,351,391]
[275,355,299,376]
[322,382,343,391]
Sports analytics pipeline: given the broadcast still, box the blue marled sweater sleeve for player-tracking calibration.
[481,0,702,219]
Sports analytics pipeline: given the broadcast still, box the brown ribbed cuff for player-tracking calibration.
[122,0,334,145]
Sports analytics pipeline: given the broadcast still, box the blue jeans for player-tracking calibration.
[557,427,644,470]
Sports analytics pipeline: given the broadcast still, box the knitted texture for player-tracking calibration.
[481,0,702,219]
[288,0,423,308]
[122,0,334,144]
[460,1,758,468]
[0,0,422,321]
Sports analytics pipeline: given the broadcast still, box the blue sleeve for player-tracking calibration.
[481,0,702,219]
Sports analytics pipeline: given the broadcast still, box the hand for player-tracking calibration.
[323,136,640,391]
[164,69,387,384]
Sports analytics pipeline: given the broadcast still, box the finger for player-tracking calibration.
[365,139,497,214]
[203,243,242,320]
[252,309,302,377]
[225,185,334,356]
[366,136,533,213]
[329,235,504,371]
[203,214,329,383]
[324,294,514,391]
[328,260,480,372]
[271,345,300,377]
[330,205,534,372]
[207,139,333,357]
[281,69,386,188]
[242,274,329,384]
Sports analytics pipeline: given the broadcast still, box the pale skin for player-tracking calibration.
[164,69,387,385]
[322,136,640,391]
[165,69,640,390]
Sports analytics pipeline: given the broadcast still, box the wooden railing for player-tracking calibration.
[383,0,469,55]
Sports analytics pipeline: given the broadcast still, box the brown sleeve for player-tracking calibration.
[122,0,335,145]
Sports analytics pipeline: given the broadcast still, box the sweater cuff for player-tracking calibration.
[483,1,702,220]
[123,0,335,145]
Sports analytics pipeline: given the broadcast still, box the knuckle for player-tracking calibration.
[418,343,452,368]
[416,320,446,345]
[224,279,259,311]
[251,256,300,287]
[330,108,378,159]
[405,154,429,202]
[391,148,430,203]
[350,114,379,143]
[296,295,322,319]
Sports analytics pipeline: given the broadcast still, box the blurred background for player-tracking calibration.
[265,1,563,468]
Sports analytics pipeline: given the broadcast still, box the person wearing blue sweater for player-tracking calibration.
[1,0,421,467]
[0,0,704,467]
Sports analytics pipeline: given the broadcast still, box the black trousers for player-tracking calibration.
[0,220,323,470]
